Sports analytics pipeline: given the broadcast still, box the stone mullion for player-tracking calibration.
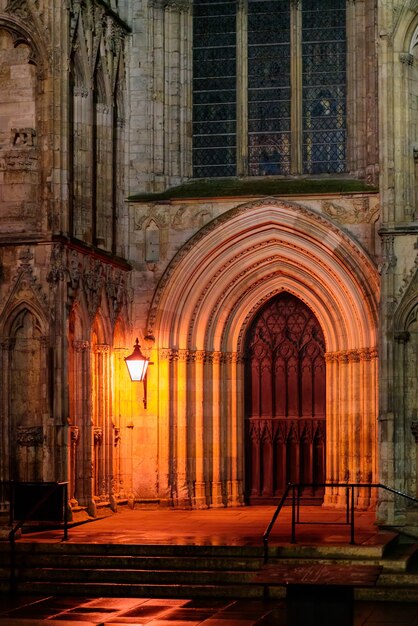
[397,55,415,221]
[179,4,192,178]
[76,86,94,242]
[236,0,248,176]
[72,90,84,239]
[95,105,113,250]
[164,5,181,179]
[346,0,363,176]
[151,2,165,186]
[290,0,302,174]
[114,113,125,256]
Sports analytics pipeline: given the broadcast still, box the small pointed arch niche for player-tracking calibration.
[6,305,48,482]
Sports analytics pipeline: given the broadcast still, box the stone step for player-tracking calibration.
[0,542,264,558]
[1,580,287,600]
[267,532,399,560]
[266,543,418,572]
[355,586,418,602]
[0,532,415,602]
[3,553,264,571]
[15,567,256,585]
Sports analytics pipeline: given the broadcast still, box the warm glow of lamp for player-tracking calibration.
[125,338,149,382]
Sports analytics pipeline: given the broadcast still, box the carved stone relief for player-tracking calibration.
[322,197,379,225]
[47,243,131,324]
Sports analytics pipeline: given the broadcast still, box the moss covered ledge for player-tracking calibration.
[129,177,377,203]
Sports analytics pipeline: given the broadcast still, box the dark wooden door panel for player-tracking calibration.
[245,293,326,503]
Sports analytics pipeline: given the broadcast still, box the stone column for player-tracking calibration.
[188,350,207,508]
[158,349,171,504]
[205,351,223,506]
[223,352,244,507]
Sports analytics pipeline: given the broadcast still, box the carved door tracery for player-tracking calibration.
[245,292,326,503]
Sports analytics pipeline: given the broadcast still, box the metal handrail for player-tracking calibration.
[8,481,69,591]
[262,482,418,563]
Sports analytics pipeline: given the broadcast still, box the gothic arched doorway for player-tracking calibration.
[244,292,326,504]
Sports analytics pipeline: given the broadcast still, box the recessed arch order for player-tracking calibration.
[147,198,380,509]
[149,198,379,355]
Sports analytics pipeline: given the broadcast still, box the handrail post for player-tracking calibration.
[263,536,268,564]
[350,485,355,544]
[346,486,350,524]
[291,484,296,543]
[63,482,68,541]
[9,529,16,593]
[9,480,14,527]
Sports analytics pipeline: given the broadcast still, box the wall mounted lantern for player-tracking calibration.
[125,338,150,408]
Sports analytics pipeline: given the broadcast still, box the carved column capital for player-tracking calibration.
[95,344,110,354]
[73,340,89,352]
[94,427,103,445]
[70,426,80,445]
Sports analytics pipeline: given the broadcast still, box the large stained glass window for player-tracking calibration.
[192,0,346,178]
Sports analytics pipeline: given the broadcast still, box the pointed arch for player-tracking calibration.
[147,199,379,508]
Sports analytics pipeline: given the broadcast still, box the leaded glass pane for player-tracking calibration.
[302,0,346,174]
[248,0,291,176]
[193,1,237,178]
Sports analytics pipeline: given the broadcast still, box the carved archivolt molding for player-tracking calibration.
[147,198,379,344]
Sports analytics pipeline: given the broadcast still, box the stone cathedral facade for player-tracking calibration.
[0,0,417,529]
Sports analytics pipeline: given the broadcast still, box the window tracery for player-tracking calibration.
[192,0,346,177]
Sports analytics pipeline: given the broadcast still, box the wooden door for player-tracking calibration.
[245,292,326,504]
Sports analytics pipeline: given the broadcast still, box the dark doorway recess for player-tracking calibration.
[244,292,326,504]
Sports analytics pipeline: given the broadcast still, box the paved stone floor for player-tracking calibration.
[1,594,418,625]
[1,505,417,624]
[15,505,383,546]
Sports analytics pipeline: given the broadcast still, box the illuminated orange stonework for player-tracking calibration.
[143,199,379,509]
